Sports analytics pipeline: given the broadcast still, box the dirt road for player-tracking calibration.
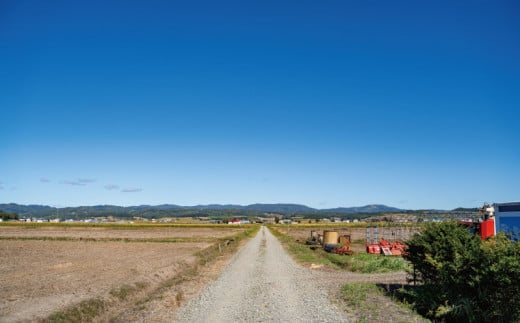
[174,226,349,322]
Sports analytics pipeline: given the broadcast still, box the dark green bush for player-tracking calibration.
[404,221,520,322]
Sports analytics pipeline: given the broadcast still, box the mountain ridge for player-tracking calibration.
[0,202,406,216]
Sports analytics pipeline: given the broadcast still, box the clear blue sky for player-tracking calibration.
[1,0,519,209]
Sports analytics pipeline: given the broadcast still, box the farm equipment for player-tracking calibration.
[366,225,406,256]
[379,238,406,256]
[366,226,381,254]
[305,230,322,245]
[307,230,354,255]
[333,234,354,255]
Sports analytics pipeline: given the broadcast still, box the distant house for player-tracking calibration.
[228,219,241,225]
[256,217,275,224]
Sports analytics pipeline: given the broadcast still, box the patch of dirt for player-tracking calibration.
[308,269,428,322]
[0,238,209,322]
[0,226,243,239]
[113,235,251,322]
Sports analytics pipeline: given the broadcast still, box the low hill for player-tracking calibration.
[0,203,405,219]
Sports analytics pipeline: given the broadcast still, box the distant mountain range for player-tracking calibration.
[0,203,406,218]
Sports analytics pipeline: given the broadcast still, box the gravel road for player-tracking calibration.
[174,226,349,323]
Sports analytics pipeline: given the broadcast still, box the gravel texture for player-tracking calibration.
[174,226,349,323]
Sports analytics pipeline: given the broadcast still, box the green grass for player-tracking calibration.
[340,283,387,322]
[341,283,428,323]
[269,226,332,266]
[269,226,409,273]
[341,283,382,308]
[327,253,410,273]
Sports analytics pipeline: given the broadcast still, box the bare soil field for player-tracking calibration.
[1,224,423,322]
[0,225,243,240]
[0,224,249,322]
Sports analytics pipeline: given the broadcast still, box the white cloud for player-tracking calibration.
[121,187,143,193]
[60,180,85,186]
[77,178,96,183]
[104,184,120,190]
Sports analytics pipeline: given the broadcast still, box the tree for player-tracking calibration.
[404,221,520,322]
[0,211,18,221]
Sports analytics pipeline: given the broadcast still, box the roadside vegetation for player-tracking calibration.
[400,221,520,322]
[340,283,429,323]
[269,221,520,322]
[269,225,425,322]
[327,253,408,273]
[268,225,408,273]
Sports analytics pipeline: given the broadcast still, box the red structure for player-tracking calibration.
[460,219,494,240]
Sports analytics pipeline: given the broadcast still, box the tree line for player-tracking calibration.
[0,210,19,221]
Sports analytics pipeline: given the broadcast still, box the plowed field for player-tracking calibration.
[0,225,247,322]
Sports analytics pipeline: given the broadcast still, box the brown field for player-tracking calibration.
[0,225,243,239]
[0,224,249,322]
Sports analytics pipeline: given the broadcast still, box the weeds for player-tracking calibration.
[44,298,107,323]
[269,226,409,273]
[269,226,332,266]
[341,283,381,308]
[327,253,409,273]
[176,291,183,306]
[109,281,148,301]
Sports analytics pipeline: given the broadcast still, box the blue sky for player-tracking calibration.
[1,0,519,209]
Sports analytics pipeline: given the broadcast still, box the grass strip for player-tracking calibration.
[341,282,382,308]
[109,282,149,301]
[327,253,409,273]
[43,298,107,323]
[268,226,334,267]
[268,226,409,273]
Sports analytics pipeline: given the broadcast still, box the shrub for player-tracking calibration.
[404,221,520,322]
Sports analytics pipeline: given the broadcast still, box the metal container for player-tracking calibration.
[323,230,339,245]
